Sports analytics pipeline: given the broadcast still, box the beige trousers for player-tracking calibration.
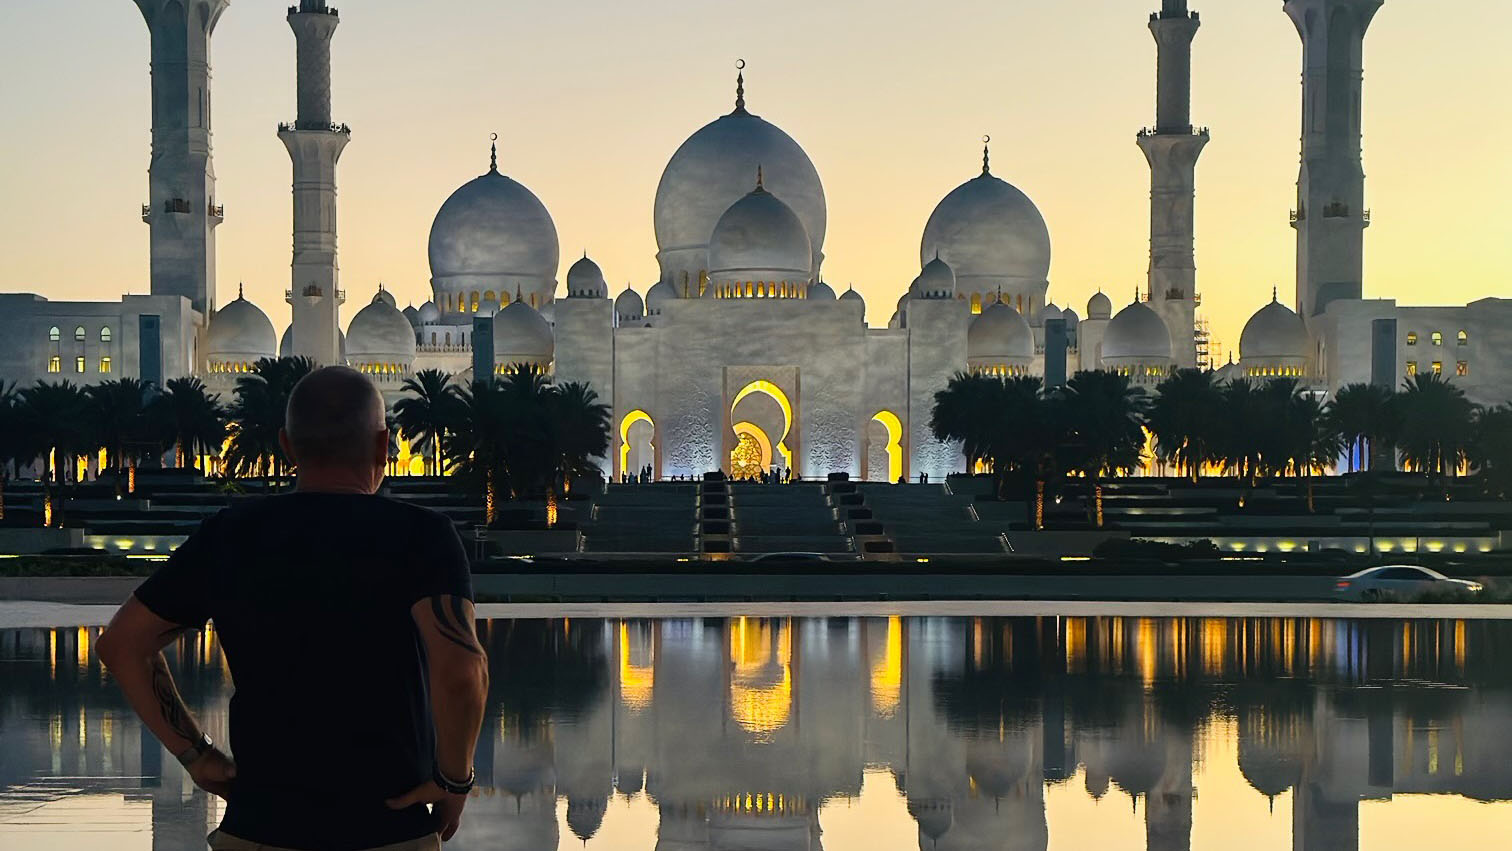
[208,830,441,851]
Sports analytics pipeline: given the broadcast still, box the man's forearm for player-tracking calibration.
[430,660,488,780]
[108,650,205,756]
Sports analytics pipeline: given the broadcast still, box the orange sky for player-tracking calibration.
[1,0,1508,354]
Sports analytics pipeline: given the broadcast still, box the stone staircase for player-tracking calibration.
[852,482,1008,555]
[580,484,697,553]
[728,482,853,554]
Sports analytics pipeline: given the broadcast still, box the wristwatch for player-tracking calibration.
[175,733,213,767]
[433,764,475,796]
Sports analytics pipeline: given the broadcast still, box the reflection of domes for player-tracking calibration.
[347,290,417,364]
[493,299,554,366]
[428,156,560,307]
[566,254,609,299]
[418,300,440,324]
[1240,296,1309,361]
[208,293,276,363]
[566,797,606,842]
[1087,291,1112,320]
[921,159,1051,296]
[907,799,953,842]
[1103,301,1173,362]
[654,77,825,283]
[707,180,812,284]
[808,280,835,301]
[614,286,644,324]
[913,254,956,300]
[968,299,1033,363]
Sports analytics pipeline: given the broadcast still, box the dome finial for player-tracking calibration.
[515,284,524,304]
[755,164,764,190]
[1272,286,1278,303]
[735,59,747,112]
[489,133,499,174]
[995,286,1003,304]
[982,135,991,175]
[238,281,244,300]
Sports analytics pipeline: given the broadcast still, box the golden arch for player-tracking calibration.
[730,380,793,469]
[870,410,904,483]
[731,420,774,477]
[618,410,655,477]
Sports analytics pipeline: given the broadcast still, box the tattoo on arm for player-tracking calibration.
[149,653,201,743]
[429,596,485,657]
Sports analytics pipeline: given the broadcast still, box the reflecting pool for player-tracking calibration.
[4,615,1512,849]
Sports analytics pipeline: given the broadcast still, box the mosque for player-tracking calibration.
[1,0,1506,483]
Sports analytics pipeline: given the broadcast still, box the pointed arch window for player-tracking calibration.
[48,326,60,342]
[100,326,112,343]
[74,326,86,342]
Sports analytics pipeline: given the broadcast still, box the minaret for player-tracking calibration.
[1285,0,1382,318]
[280,0,350,366]
[131,0,230,316]
[1137,0,1208,371]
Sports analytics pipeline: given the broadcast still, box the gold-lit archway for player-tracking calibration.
[618,410,655,477]
[731,421,773,479]
[870,410,904,483]
[730,380,793,470]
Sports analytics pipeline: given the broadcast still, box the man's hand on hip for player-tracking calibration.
[386,780,468,841]
[186,747,237,801]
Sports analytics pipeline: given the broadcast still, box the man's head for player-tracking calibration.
[279,366,388,493]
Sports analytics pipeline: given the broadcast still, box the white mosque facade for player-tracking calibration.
[1,0,1509,482]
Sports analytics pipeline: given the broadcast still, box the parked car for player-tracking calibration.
[1334,565,1483,601]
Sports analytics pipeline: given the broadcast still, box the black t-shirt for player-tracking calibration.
[134,492,472,851]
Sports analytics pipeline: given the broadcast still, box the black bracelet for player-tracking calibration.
[433,764,475,796]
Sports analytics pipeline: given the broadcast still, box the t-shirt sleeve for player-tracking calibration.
[406,510,473,606]
[133,513,218,628]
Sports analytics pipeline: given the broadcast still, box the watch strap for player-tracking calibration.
[175,733,212,767]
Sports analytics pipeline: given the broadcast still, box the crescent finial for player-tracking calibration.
[736,58,746,70]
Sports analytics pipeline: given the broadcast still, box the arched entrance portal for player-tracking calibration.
[729,380,794,475]
[864,411,904,482]
[619,410,656,480]
[730,421,774,480]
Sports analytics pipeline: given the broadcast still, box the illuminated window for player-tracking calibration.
[1406,361,1418,376]
[1432,361,1443,376]
[48,326,60,342]
[47,356,61,373]
[99,357,112,374]
[971,292,982,314]
[1458,330,1468,346]
[430,332,436,346]
[470,292,479,312]
[74,356,86,374]
[74,326,86,342]
[100,326,112,343]
[1457,361,1469,377]
[1406,332,1418,346]
[1432,331,1443,346]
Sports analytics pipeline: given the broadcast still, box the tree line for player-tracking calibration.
[930,369,1512,525]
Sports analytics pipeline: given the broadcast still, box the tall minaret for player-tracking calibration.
[280,0,349,366]
[1138,0,1208,371]
[132,0,230,317]
[1285,0,1382,318]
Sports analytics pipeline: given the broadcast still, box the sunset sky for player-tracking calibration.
[1,0,1508,353]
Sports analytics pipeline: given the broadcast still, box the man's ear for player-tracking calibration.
[374,429,390,468]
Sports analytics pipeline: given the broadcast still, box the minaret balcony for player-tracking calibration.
[289,2,338,15]
[209,204,225,222]
[286,286,346,301]
[1139,125,1208,138]
[279,121,351,134]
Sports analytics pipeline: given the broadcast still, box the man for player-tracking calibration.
[98,366,489,850]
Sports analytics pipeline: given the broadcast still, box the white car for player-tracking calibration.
[1334,565,1484,601]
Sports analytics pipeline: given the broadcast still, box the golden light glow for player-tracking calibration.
[618,409,655,478]
[619,622,655,712]
[730,381,793,470]
[729,618,793,740]
[870,410,904,483]
[730,429,767,480]
[869,616,903,718]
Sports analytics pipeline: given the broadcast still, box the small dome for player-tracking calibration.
[808,280,836,301]
[1062,307,1080,328]
[208,293,277,363]
[402,304,421,328]
[645,281,674,315]
[566,254,609,299]
[968,298,1034,363]
[493,300,554,366]
[839,285,863,303]
[428,157,560,309]
[417,301,441,324]
[707,179,812,284]
[347,290,417,364]
[1087,291,1112,320]
[614,286,644,323]
[1036,302,1063,324]
[912,254,956,300]
[1240,296,1310,361]
[373,287,397,308]
[538,300,554,326]
[1102,301,1173,362]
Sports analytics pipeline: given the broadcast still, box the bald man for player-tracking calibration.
[98,367,488,850]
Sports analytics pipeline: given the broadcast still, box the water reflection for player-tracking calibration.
[3,615,1511,849]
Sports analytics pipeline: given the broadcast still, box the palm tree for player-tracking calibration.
[224,357,315,486]
[931,372,1000,472]
[15,381,92,526]
[86,378,157,477]
[1277,389,1343,511]
[1470,405,1512,498]
[1215,379,1263,483]
[1057,370,1148,527]
[150,377,227,469]
[445,377,515,523]
[394,369,459,475]
[1326,383,1398,473]
[1147,368,1222,481]
[547,381,611,495]
[1395,373,1478,483]
[0,383,18,521]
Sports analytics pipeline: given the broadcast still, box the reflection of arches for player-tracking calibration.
[618,410,655,478]
[731,421,773,479]
[868,411,904,482]
[730,381,793,469]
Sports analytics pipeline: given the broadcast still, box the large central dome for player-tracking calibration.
[921,147,1051,307]
[653,72,826,292]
